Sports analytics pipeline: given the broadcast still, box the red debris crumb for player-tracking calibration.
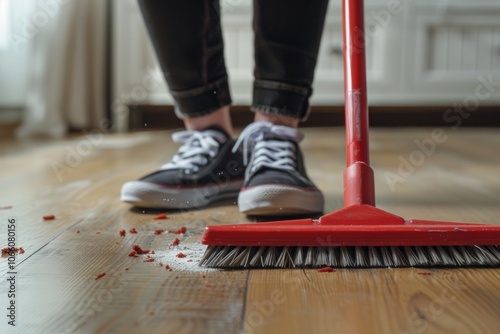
[165,265,171,270]
[115,242,119,245]
[119,229,126,237]
[129,228,138,234]
[171,226,187,234]
[43,215,55,220]
[151,250,155,254]
[0,205,12,210]
[317,266,336,273]
[128,250,138,257]
[172,238,180,246]
[187,259,193,262]
[2,247,24,255]
[418,272,432,276]
[95,272,106,280]
[143,258,155,263]
[176,252,186,258]
[153,229,163,235]
[149,311,155,316]
[132,244,150,255]
[159,263,163,267]
[76,230,80,234]
[154,213,167,220]
[125,268,130,271]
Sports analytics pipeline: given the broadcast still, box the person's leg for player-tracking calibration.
[253,112,298,128]
[137,0,234,134]
[184,106,233,134]
[122,0,244,209]
[236,0,329,216]
[253,0,329,123]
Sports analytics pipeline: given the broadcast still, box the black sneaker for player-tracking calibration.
[121,127,245,209]
[233,122,324,216]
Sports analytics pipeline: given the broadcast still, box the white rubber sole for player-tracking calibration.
[238,184,324,216]
[121,180,243,209]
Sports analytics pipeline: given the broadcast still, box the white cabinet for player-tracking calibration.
[112,0,500,130]
[409,1,500,103]
[314,1,405,104]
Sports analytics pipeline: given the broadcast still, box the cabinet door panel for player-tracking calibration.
[411,3,500,103]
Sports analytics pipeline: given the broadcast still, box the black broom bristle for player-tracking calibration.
[200,245,500,268]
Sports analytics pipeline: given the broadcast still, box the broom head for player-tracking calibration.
[200,205,500,268]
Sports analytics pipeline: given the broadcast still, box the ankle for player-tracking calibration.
[254,111,299,128]
[184,106,234,136]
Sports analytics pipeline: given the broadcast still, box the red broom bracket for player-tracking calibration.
[344,162,375,206]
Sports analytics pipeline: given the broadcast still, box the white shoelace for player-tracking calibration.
[160,130,227,173]
[232,122,304,173]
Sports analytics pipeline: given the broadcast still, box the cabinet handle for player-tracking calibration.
[330,44,343,56]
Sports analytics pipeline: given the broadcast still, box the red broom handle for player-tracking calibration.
[342,0,375,207]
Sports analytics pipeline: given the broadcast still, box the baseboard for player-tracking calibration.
[128,105,500,131]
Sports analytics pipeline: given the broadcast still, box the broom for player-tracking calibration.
[199,0,500,268]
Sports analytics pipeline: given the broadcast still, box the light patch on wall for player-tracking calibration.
[0,0,9,48]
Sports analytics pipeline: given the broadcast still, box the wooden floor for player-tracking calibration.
[0,127,499,334]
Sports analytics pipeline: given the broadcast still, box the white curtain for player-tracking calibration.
[16,0,108,138]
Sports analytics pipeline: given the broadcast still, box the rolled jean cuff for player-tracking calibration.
[251,80,312,121]
[171,77,232,119]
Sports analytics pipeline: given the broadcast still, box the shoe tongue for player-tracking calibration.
[202,125,231,144]
[261,125,302,143]
[202,125,231,142]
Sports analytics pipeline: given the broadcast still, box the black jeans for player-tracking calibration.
[138,0,329,121]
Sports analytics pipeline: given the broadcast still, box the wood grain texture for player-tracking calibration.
[245,268,500,334]
[1,127,499,333]
[0,131,249,333]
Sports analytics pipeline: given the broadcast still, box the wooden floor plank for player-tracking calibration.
[6,229,248,334]
[245,268,500,334]
[1,196,250,333]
